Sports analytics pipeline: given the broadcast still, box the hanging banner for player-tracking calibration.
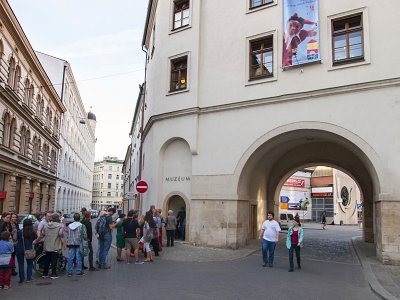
[282,0,320,68]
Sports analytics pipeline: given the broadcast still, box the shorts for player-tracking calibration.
[125,238,139,251]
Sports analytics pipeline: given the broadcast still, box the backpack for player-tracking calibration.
[95,216,107,237]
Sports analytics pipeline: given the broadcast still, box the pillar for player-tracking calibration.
[19,177,30,213]
[41,183,49,212]
[31,181,41,214]
[4,174,16,212]
[48,185,55,211]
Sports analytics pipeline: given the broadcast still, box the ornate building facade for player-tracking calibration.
[0,0,66,214]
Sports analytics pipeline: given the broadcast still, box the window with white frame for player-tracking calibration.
[170,56,188,92]
[332,14,364,65]
[249,0,273,10]
[249,36,273,80]
[173,0,190,30]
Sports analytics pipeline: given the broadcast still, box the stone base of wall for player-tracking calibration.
[189,199,249,249]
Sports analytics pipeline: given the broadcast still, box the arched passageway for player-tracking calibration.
[237,128,380,250]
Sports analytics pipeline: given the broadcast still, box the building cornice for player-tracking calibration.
[142,0,158,49]
[0,1,66,113]
[143,77,400,139]
[0,152,57,182]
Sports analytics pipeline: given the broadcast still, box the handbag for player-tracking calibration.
[22,235,36,260]
[79,225,89,257]
[144,224,153,242]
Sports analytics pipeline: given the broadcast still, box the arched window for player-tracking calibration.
[36,95,42,117]
[7,57,15,87]
[50,149,56,170]
[28,84,34,108]
[2,112,11,147]
[13,65,21,92]
[45,107,51,128]
[42,143,49,167]
[19,126,30,156]
[23,78,30,104]
[25,129,30,157]
[32,136,41,162]
[8,117,16,150]
[20,125,26,154]
[53,116,58,134]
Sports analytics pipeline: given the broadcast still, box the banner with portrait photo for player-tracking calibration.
[282,0,320,68]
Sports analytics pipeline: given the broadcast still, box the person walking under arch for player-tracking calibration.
[286,216,303,272]
[321,211,327,230]
[259,211,281,268]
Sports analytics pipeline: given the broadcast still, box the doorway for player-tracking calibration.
[167,195,186,241]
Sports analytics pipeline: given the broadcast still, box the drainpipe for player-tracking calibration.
[137,45,148,213]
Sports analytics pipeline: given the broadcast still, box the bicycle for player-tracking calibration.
[33,243,67,276]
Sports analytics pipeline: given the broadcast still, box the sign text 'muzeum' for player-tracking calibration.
[165,176,191,182]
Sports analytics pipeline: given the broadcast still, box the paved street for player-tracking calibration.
[3,224,380,300]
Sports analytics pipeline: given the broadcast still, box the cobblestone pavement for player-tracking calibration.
[1,223,381,300]
[162,223,361,265]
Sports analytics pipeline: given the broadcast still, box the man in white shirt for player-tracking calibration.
[37,211,51,238]
[259,211,281,267]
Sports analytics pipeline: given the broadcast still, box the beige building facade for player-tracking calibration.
[136,0,400,264]
[92,156,124,211]
[0,0,66,214]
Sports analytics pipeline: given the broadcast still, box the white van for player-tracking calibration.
[279,213,294,230]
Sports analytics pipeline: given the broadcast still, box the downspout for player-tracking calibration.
[137,45,148,212]
[55,64,67,211]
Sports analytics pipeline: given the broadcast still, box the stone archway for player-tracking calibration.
[235,125,382,257]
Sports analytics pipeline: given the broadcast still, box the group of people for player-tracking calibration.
[114,206,180,264]
[259,211,304,272]
[0,208,102,289]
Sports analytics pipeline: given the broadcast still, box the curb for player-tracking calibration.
[351,237,398,300]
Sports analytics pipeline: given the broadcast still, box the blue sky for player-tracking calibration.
[8,0,148,161]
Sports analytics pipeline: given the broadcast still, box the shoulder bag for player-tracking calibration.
[22,234,36,260]
[79,225,89,257]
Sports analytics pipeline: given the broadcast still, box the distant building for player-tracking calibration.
[36,52,97,213]
[92,156,124,211]
[0,1,66,214]
[279,167,362,225]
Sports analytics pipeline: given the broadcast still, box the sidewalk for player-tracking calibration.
[352,237,400,300]
[159,240,260,262]
[111,228,400,299]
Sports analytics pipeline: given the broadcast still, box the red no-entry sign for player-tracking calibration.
[136,180,148,193]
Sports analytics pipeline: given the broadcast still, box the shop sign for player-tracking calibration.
[284,178,305,187]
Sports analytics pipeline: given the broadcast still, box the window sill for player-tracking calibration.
[22,103,34,115]
[17,154,30,162]
[0,145,16,156]
[166,88,189,96]
[35,117,44,126]
[246,2,277,14]
[31,161,40,167]
[245,75,277,86]
[328,58,369,71]
[169,24,191,35]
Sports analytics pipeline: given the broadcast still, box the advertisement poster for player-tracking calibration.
[282,0,320,68]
